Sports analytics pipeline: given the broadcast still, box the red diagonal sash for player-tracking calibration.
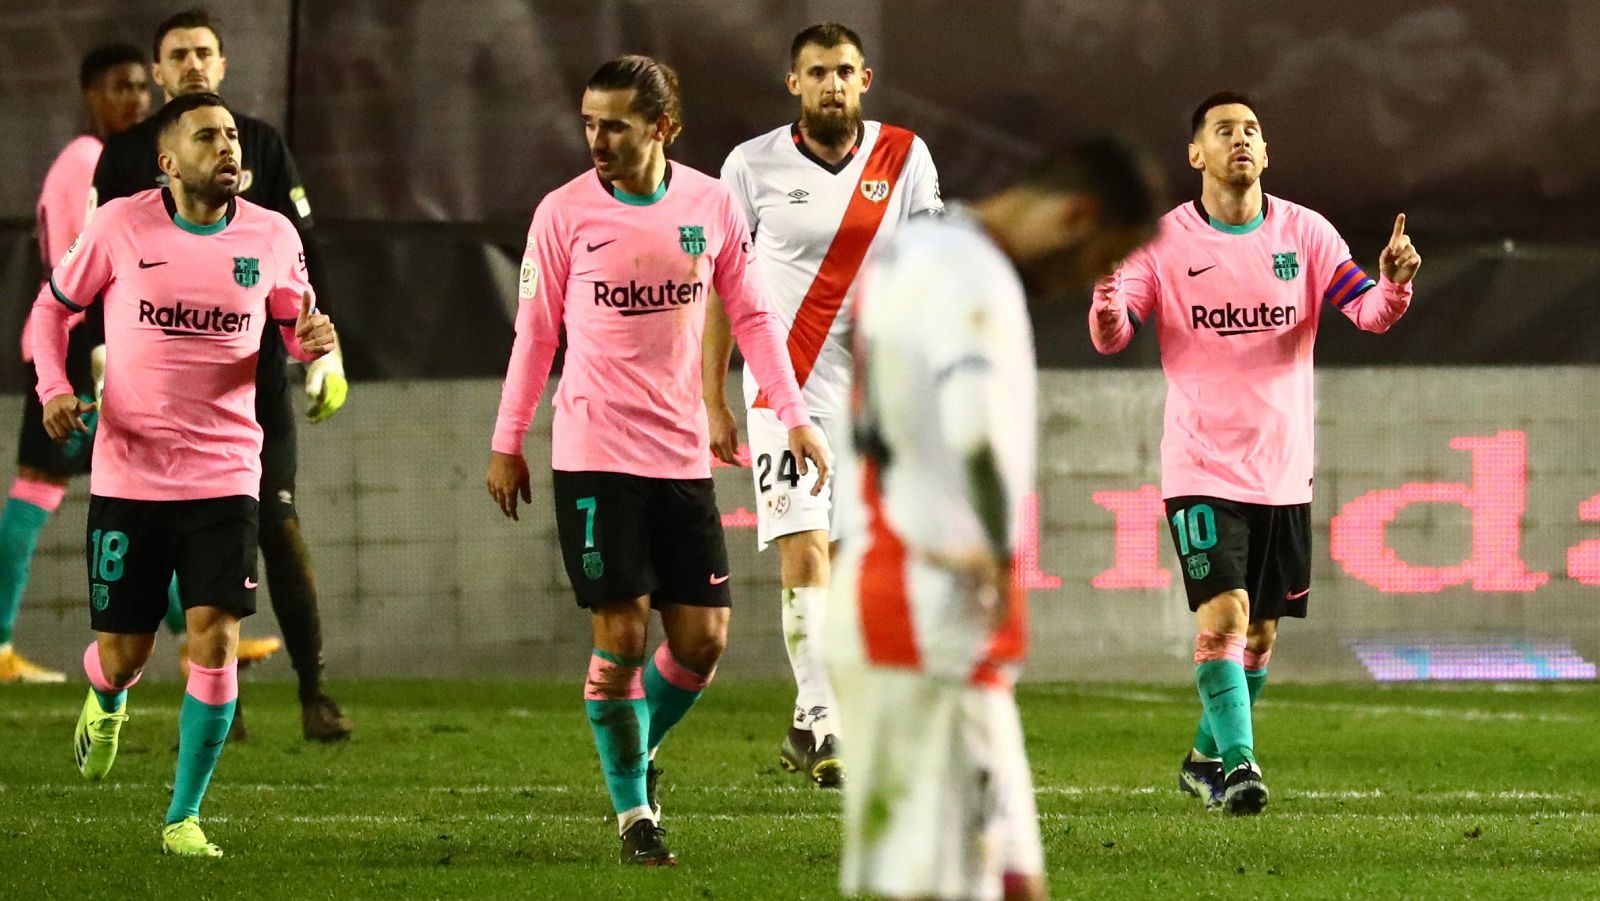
[755,125,917,409]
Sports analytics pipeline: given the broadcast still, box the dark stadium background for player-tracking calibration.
[0,0,1597,686]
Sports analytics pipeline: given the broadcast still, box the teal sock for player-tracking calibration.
[94,688,127,713]
[0,498,52,645]
[165,693,236,824]
[644,644,711,753]
[1196,659,1255,772]
[162,576,185,635]
[584,651,649,814]
[1193,667,1268,759]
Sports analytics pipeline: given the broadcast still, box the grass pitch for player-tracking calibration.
[3,679,1599,899]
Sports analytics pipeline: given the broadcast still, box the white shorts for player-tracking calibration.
[831,666,1043,901]
[746,405,835,550]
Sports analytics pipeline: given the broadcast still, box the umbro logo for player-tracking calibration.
[138,259,168,269]
[787,189,809,204]
[1187,265,1216,277]
[586,239,616,253]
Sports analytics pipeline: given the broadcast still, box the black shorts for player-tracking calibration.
[552,470,732,609]
[85,495,260,634]
[1164,495,1311,621]
[17,361,96,478]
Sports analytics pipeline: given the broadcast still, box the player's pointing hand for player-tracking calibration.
[42,393,96,444]
[788,425,832,496]
[295,291,337,358]
[1379,213,1421,285]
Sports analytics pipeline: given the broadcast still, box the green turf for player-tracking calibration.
[3,679,1599,899]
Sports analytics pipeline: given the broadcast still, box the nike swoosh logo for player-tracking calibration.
[586,239,616,253]
[244,577,259,589]
[1286,588,1310,601]
[1206,688,1234,699]
[203,737,226,748]
[709,573,731,585]
[1187,265,1216,277]
[138,259,168,269]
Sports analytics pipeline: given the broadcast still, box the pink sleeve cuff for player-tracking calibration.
[490,430,525,456]
[775,402,811,431]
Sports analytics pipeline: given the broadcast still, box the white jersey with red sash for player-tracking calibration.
[722,120,942,419]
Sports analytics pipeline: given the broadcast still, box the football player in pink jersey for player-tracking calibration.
[487,56,829,866]
[34,92,337,858]
[1091,92,1421,815]
[0,44,149,685]
[704,22,942,787]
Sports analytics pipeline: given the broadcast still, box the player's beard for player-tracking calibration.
[184,164,241,209]
[801,100,861,148]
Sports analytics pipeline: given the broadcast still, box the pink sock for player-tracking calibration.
[83,642,141,692]
[1193,631,1246,665]
[11,477,65,512]
[652,642,713,691]
[185,661,239,706]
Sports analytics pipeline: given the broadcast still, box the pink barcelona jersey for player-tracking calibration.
[1092,196,1413,506]
[25,135,102,360]
[493,162,811,479]
[32,189,316,502]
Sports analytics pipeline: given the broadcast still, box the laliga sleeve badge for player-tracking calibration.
[518,259,539,300]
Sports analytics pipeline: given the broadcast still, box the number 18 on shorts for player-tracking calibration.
[85,495,260,634]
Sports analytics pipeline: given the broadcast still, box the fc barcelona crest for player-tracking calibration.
[1272,251,1300,281]
[582,550,605,580]
[1185,553,1211,580]
[860,179,890,203]
[233,256,260,288]
[678,225,706,255]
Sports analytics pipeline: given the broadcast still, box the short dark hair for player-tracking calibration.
[790,22,865,69]
[1018,135,1163,232]
[1191,91,1256,136]
[80,44,144,90]
[152,91,229,146]
[586,55,684,145]
[153,8,224,60]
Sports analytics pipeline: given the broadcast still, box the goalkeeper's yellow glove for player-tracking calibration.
[305,347,348,423]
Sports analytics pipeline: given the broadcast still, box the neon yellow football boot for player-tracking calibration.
[73,688,127,781]
[161,817,223,858]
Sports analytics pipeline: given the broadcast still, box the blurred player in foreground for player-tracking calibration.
[0,44,148,684]
[93,8,349,741]
[829,137,1162,901]
[1091,92,1420,814]
[36,93,337,857]
[487,55,829,866]
[704,21,942,786]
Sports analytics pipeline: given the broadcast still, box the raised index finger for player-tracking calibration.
[1390,213,1406,243]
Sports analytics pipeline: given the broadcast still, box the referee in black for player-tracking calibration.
[91,8,352,741]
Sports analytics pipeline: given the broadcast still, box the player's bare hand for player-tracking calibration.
[787,424,832,496]
[42,393,95,444]
[707,400,740,465]
[295,291,337,358]
[1093,276,1124,329]
[1379,213,1421,285]
[486,451,532,521]
[926,546,1011,631]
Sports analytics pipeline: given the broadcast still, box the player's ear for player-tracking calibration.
[1187,142,1204,172]
[157,149,179,182]
[785,70,801,97]
[858,67,873,93]
[1259,142,1268,172]
[214,53,227,86]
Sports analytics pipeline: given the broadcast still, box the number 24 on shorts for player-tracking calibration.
[756,451,801,494]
